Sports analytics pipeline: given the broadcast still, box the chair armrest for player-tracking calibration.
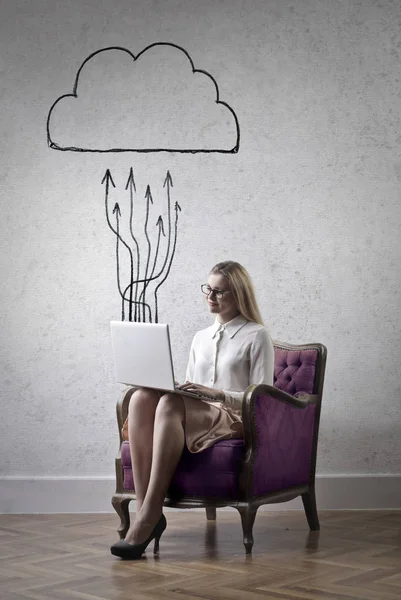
[243,384,318,412]
[116,386,137,445]
[240,385,320,499]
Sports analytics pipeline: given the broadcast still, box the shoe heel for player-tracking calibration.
[153,537,160,554]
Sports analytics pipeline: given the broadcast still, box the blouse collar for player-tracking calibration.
[211,314,248,339]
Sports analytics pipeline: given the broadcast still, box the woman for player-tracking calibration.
[110,261,274,559]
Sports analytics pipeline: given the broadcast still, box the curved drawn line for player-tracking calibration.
[114,218,125,321]
[120,256,176,301]
[156,171,172,301]
[121,172,174,304]
[137,215,165,323]
[47,43,240,153]
[154,203,181,323]
[128,300,152,322]
[141,187,153,321]
[137,172,171,316]
[115,205,134,321]
[150,217,165,280]
[126,169,140,321]
[109,212,133,319]
[103,174,135,321]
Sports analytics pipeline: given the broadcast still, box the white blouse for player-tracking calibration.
[185,314,274,413]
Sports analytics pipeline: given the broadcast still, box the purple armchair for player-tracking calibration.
[112,341,327,553]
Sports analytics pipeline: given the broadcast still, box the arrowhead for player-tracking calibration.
[113,202,121,216]
[125,167,136,191]
[101,169,116,188]
[156,215,166,236]
[145,185,153,203]
[163,170,173,188]
[175,201,182,212]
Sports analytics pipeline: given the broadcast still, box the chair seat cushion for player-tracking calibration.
[121,439,245,500]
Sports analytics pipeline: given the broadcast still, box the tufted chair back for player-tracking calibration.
[274,346,318,395]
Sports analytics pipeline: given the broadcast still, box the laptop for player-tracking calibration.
[110,321,204,399]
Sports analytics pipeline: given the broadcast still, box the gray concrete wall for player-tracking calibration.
[1,0,400,510]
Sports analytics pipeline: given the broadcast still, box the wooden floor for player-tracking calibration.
[0,510,400,599]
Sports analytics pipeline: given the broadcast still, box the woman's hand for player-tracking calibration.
[178,381,224,402]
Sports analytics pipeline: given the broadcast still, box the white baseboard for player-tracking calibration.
[0,475,400,514]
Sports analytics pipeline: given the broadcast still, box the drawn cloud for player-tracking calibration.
[47,43,240,153]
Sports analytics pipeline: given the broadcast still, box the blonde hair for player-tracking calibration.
[210,261,264,326]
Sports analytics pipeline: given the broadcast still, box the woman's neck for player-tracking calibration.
[217,310,241,324]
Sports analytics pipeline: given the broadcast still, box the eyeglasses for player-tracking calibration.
[201,284,231,300]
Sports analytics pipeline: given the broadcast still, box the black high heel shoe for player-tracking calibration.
[110,514,167,559]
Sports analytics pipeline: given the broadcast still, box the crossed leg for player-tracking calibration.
[125,387,185,544]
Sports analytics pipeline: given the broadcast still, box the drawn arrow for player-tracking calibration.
[112,202,124,315]
[125,166,136,192]
[125,167,140,321]
[102,169,134,321]
[163,170,173,271]
[101,169,116,193]
[156,215,166,237]
[139,185,154,321]
[120,172,176,300]
[149,215,166,284]
[154,200,181,322]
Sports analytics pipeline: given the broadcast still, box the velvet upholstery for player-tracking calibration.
[253,396,316,495]
[112,341,327,553]
[274,348,318,394]
[122,438,245,500]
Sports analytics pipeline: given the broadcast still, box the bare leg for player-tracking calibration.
[128,388,161,514]
[125,393,185,544]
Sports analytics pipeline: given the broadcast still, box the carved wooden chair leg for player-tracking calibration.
[236,505,258,554]
[111,495,132,539]
[302,488,320,531]
[205,506,216,521]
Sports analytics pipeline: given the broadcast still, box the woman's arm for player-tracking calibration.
[184,334,197,383]
[222,328,275,411]
[249,327,275,386]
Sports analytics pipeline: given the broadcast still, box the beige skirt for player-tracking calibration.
[122,392,243,453]
[182,396,243,453]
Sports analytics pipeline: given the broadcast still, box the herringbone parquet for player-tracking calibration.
[0,511,400,600]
